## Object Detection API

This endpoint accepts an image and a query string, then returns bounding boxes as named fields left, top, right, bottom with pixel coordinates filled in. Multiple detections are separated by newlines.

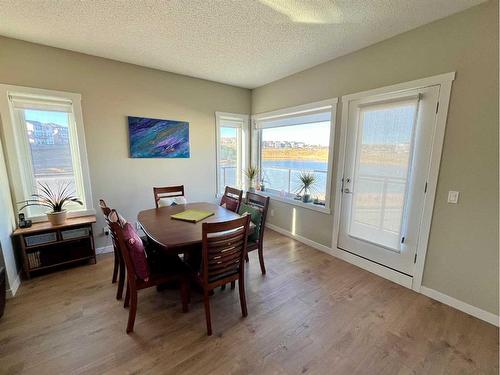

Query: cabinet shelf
left=29, top=256, right=95, bottom=272
left=13, top=215, right=97, bottom=279
left=25, top=236, right=90, bottom=251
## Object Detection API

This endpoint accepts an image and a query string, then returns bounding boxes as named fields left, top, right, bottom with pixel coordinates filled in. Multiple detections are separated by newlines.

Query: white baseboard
left=266, top=223, right=332, bottom=253
left=420, top=286, right=499, bottom=327
left=6, top=271, right=21, bottom=298
left=328, top=246, right=413, bottom=289
left=265, top=223, right=497, bottom=326
left=96, top=245, right=113, bottom=255
left=266, top=223, right=412, bottom=289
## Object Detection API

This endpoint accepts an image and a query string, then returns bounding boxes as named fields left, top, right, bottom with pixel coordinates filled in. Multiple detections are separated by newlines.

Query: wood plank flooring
left=0, top=230, right=498, bottom=374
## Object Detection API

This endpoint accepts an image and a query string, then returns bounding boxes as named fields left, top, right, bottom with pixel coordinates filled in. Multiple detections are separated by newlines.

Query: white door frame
left=331, top=72, right=455, bottom=292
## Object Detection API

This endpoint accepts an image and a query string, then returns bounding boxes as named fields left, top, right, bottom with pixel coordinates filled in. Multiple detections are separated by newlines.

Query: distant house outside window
left=260, top=121, right=331, bottom=201
left=0, top=85, right=93, bottom=220
left=253, top=99, right=337, bottom=212
left=215, top=112, right=249, bottom=195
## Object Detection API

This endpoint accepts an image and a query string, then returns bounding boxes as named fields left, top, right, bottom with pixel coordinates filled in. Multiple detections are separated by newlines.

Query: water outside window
left=219, top=126, right=239, bottom=193
left=260, top=121, right=330, bottom=201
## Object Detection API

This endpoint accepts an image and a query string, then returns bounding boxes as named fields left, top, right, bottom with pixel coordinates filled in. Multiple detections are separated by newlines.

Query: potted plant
left=259, top=178, right=266, bottom=192
left=295, top=172, right=316, bottom=203
left=18, top=182, right=83, bottom=226
left=244, top=165, right=259, bottom=192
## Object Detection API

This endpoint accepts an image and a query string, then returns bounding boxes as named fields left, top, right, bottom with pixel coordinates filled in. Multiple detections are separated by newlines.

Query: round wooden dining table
left=137, top=202, right=243, bottom=254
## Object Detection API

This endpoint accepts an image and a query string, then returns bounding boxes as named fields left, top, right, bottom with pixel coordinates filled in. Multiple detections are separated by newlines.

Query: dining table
left=138, top=202, right=251, bottom=255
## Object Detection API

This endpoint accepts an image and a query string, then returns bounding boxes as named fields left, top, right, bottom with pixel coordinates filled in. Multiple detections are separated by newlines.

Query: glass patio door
left=338, top=85, right=440, bottom=275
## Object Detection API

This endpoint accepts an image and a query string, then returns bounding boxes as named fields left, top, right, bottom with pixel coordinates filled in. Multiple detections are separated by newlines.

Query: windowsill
left=257, top=190, right=331, bottom=214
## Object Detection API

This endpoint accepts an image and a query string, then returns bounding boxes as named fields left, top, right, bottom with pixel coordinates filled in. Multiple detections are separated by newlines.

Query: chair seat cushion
left=158, top=196, right=187, bottom=207
left=122, top=223, right=150, bottom=281
left=108, top=210, right=127, bottom=226
left=238, top=203, right=262, bottom=242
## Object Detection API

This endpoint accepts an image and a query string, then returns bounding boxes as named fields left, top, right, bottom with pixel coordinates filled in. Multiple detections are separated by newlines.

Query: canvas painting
left=128, top=116, right=190, bottom=158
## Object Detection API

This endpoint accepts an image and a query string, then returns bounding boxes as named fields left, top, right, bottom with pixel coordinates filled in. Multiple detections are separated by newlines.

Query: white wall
left=252, top=0, right=499, bottom=315
left=0, top=36, right=252, bottom=254
left=0, top=2, right=497, bottom=319
left=0, top=138, right=20, bottom=295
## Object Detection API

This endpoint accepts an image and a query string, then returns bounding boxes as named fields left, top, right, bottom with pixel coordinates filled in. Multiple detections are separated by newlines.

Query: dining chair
left=153, top=185, right=185, bottom=208
left=194, top=215, right=250, bottom=336
left=219, top=186, right=243, bottom=213
left=108, top=209, right=190, bottom=333
left=99, top=199, right=126, bottom=300
left=239, top=192, right=270, bottom=275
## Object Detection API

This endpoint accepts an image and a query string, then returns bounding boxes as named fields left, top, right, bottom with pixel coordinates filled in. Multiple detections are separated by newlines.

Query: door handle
left=343, top=177, right=352, bottom=194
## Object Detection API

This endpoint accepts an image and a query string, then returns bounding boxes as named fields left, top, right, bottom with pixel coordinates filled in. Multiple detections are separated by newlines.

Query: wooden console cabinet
left=13, top=216, right=97, bottom=279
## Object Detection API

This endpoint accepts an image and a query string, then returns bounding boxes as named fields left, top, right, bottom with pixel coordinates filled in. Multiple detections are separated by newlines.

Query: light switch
left=447, top=191, right=459, bottom=204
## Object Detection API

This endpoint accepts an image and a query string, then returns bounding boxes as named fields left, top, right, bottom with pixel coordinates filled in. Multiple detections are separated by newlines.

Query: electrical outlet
left=135, top=221, right=141, bottom=230
left=103, top=226, right=110, bottom=236
left=447, top=191, right=459, bottom=204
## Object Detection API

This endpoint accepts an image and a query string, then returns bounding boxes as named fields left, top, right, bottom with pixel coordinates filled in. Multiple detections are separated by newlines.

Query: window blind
left=220, top=119, right=244, bottom=128
left=255, top=106, right=332, bottom=129
left=9, top=94, right=73, bottom=113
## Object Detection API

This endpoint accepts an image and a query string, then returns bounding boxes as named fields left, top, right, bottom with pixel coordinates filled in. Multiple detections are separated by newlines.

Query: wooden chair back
left=220, top=186, right=243, bottom=213
left=99, top=199, right=111, bottom=216
left=245, top=192, right=270, bottom=244
left=99, top=199, right=118, bottom=249
left=153, top=185, right=185, bottom=208
left=99, top=199, right=128, bottom=297
left=201, top=215, right=250, bottom=287
left=107, top=209, right=189, bottom=333
left=107, top=210, right=138, bottom=284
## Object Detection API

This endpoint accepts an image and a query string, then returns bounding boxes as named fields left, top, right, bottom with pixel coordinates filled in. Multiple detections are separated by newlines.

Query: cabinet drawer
left=61, top=227, right=90, bottom=240
left=25, top=232, right=57, bottom=247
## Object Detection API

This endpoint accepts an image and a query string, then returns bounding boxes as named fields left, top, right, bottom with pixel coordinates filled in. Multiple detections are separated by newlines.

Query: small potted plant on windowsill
left=259, top=178, right=267, bottom=192
left=296, top=172, right=317, bottom=203
left=244, top=165, right=259, bottom=192
left=18, top=182, right=83, bottom=226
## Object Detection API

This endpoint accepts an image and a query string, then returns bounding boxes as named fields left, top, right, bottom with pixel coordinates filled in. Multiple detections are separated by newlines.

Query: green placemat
left=171, top=209, right=214, bottom=223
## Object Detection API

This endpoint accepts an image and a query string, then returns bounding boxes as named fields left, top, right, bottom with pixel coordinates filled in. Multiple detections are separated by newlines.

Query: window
left=0, top=85, right=93, bottom=219
left=349, top=98, right=418, bottom=249
left=254, top=99, right=337, bottom=212
left=215, top=112, right=249, bottom=195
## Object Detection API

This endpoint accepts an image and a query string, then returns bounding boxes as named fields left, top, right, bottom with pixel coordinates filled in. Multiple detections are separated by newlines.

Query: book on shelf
left=28, top=251, right=41, bottom=269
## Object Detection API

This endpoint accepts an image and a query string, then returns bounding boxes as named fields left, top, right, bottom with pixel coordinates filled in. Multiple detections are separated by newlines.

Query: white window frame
left=0, top=84, right=94, bottom=221
left=215, top=112, right=249, bottom=197
left=252, top=98, right=338, bottom=214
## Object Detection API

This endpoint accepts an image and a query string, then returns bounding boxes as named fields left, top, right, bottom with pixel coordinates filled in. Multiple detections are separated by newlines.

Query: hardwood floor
left=0, top=230, right=498, bottom=374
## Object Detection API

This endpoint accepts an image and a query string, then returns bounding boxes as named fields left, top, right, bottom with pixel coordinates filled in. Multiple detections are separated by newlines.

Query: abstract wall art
left=128, top=116, right=190, bottom=158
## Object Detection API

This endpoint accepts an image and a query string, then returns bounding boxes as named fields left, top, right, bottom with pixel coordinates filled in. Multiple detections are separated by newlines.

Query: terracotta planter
left=47, top=210, right=67, bottom=226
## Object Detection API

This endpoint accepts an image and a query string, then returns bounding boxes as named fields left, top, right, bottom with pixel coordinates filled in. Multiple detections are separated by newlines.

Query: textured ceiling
left=0, top=0, right=487, bottom=88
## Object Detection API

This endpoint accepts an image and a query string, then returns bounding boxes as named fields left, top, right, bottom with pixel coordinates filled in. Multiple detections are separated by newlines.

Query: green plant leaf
left=17, top=181, right=82, bottom=214
left=294, top=171, right=318, bottom=195
left=243, top=165, right=259, bottom=181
